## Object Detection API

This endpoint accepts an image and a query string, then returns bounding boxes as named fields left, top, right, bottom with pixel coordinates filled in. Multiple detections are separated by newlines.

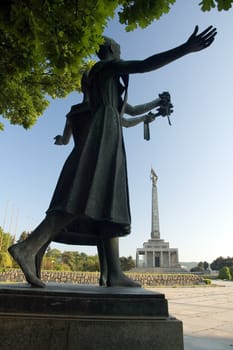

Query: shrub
left=218, top=266, right=231, bottom=280
left=203, top=278, right=211, bottom=285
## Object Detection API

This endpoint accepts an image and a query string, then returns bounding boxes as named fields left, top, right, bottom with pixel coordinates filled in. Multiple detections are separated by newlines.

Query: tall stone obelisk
left=150, top=168, right=160, bottom=239
left=136, top=168, right=180, bottom=270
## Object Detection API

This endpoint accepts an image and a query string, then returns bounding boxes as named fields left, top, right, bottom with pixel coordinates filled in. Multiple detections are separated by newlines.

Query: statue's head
left=97, top=36, right=121, bottom=60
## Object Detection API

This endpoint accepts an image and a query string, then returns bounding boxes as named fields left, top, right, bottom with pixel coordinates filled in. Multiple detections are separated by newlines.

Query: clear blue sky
left=1, top=1, right=232, bottom=264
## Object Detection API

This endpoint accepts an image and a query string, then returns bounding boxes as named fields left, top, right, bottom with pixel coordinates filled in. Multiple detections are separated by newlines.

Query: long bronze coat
left=47, top=60, right=130, bottom=243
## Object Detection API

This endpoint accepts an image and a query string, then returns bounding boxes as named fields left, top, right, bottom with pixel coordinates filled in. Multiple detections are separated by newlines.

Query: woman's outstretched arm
left=111, top=26, right=217, bottom=75
left=124, top=97, right=160, bottom=116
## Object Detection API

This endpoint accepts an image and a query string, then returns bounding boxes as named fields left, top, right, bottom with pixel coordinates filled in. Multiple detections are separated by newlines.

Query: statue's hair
left=102, top=36, right=119, bottom=46
left=97, top=36, right=119, bottom=59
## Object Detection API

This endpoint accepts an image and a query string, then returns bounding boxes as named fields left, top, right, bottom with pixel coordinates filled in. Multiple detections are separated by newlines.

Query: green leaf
left=199, top=0, right=216, bottom=11
left=217, top=0, right=233, bottom=10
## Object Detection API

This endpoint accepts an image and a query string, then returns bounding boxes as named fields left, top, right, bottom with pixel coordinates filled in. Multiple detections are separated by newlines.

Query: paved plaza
left=150, top=280, right=233, bottom=350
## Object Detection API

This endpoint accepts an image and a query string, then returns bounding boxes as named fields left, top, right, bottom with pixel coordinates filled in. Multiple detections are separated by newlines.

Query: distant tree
left=17, top=231, right=30, bottom=243
left=61, top=251, right=77, bottom=271
left=224, top=257, right=233, bottom=267
left=211, top=257, right=233, bottom=270
left=72, top=252, right=86, bottom=271
left=218, top=266, right=231, bottom=280
left=211, top=256, right=225, bottom=270
left=197, top=262, right=205, bottom=271
left=203, top=261, right=209, bottom=271
left=55, top=263, right=71, bottom=271
left=46, top=248, right=62, bottom=260
left=0, top=252, right=12, bottom=268
left=43, top=250, right=100, bottom=272
left=0, top=228, right=14, bottom=252
left=190, top=266, right=204, bottom=273
left=120, top=256, right=135, bottom=271
left=190, top=261, right=209, bottom=273
left=43, top=248, right=62, bottom=270
left=83, top=255, right=99, bottom=272
left=42, top=256, right=70, bottom=271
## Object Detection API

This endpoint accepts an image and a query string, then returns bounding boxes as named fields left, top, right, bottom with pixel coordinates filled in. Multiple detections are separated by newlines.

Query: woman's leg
left=35, top=240, right=52, bottom=278
left=103, top=237, right=140, bottom=287
left=97, top=240, right=107, bottom=286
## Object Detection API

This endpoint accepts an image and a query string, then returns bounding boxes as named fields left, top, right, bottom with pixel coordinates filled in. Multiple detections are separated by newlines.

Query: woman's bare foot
left=107, top=273, right=141, bottom=287
left=8, top=243, right=46, bottom=288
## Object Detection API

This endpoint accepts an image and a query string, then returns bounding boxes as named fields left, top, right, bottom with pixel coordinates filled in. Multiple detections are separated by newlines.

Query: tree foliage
left=0, top=0, right=231, bottom=130
left=190, top=261, right=209, bottom=273
left=190, top=265, right=203, bottom=273
left=199, top=0, right=233, bottom=11
left=0, top=227, right=15, bottom=252
left=120, top=256, right=135, bottom=271
left=17, top=231, right=30, bottom=243
left=43, top=249, right=100, bottom=272
left=41, top=249, right=135, bottom=272
left=0, top=227, right=14, bottom=269
left=218, top=266, right=231, bottom=280
left=210, top=256, right=233, bottom=270
left=203, top=261, right=209, bottom=270
left=0, top=252, right=12, bottom=268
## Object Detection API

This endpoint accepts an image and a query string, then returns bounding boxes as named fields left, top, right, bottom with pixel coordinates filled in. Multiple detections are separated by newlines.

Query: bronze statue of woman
left=34, top=72, right=171, bottom=286
left=9, top=25, right=216, bottom=288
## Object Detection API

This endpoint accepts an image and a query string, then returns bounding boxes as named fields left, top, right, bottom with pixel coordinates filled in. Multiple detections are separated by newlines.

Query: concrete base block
left=0, top=283, right=183, bottom=350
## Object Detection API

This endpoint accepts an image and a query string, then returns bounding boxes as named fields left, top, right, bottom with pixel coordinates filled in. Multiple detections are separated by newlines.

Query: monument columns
left=145, top=251, right=148, bottom=267
left=160, top=252, right=163, bottom=266
left=168, top=252, right=171, bottom=267
left=136, top=251, right=139, bottom=267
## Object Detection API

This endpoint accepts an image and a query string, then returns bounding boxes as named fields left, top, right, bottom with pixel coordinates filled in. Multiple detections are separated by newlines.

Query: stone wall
left=0, top=269, right=202, bottom=286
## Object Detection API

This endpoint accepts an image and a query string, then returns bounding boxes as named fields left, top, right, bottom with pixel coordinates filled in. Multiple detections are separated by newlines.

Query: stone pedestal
left=0, top=283, right=183, bottom=350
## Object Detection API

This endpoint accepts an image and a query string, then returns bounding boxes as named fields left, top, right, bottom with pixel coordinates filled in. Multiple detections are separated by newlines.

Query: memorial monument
left=136, top=168, right=184, bottom=272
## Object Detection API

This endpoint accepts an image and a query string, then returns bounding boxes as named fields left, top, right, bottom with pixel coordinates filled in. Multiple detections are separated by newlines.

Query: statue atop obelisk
left=150, top=168, right=160, bottom=239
